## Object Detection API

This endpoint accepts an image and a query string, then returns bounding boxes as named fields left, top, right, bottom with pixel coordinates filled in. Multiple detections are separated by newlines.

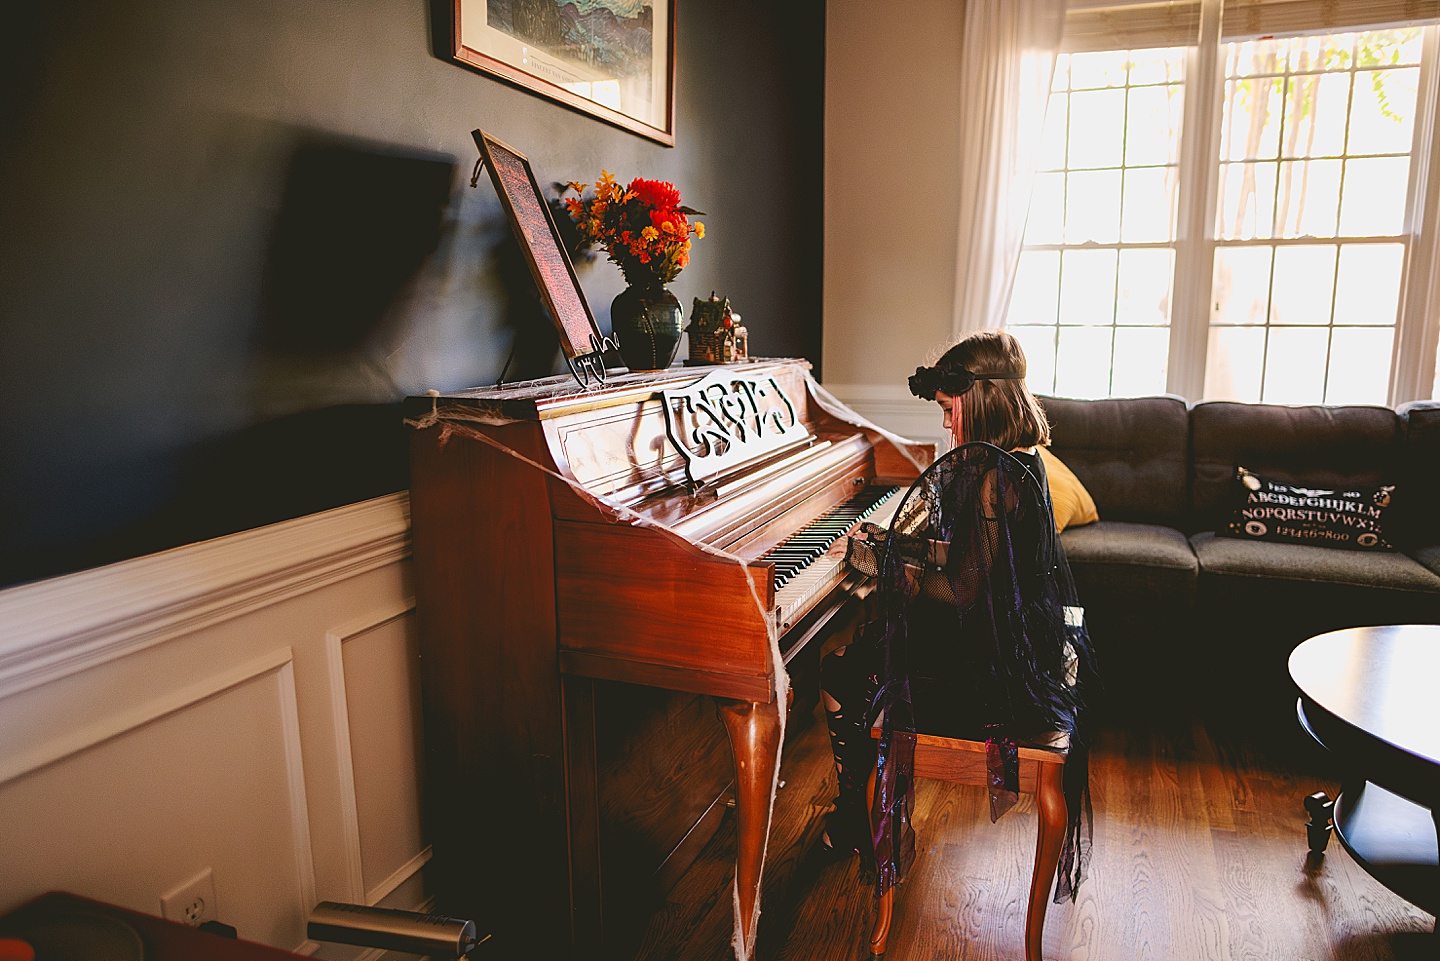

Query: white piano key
left=771, top=487, right=903, bottom=628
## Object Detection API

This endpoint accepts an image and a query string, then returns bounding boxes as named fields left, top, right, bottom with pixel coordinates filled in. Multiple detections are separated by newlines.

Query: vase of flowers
left=564, top=172, right=705, bottom=371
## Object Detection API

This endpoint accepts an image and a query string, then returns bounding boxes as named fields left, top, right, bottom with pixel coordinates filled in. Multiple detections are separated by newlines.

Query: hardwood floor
left=627, top=704, right=1436, bottom=961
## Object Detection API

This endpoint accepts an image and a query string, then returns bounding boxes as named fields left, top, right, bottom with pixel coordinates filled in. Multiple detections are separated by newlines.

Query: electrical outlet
left=160, top=867, right=216, bottom=926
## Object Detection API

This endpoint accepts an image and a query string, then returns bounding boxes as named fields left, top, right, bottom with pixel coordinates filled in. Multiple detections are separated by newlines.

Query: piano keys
left=404, top=358, right=932, bottom=958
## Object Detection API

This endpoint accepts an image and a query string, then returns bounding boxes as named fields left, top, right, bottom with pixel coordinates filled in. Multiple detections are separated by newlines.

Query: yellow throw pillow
left=1038, top=446, right=1099, bottom=533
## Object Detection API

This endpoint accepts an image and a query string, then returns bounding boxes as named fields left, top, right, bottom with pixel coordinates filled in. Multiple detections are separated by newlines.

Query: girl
left=819, top=328, right=1094, bottom=900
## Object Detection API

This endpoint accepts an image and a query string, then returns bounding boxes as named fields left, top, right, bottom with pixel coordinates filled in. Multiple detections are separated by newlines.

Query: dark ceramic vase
left=611, top=283, right=683, bottom=372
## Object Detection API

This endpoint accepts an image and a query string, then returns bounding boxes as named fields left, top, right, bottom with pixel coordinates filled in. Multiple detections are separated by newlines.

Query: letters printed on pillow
left=1223, top=466, right=1395, bottom=551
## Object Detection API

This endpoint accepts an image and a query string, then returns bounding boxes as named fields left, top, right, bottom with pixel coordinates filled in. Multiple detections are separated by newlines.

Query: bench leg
left=1026, top=762, right=1067, bottom=961
left=864, top=763, right=893, bottom=956
left=869, top=887, right=894, bottom=957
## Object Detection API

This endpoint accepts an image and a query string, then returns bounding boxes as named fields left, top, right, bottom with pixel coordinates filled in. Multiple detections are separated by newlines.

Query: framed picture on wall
left=452, top=0, right=676, bottom=146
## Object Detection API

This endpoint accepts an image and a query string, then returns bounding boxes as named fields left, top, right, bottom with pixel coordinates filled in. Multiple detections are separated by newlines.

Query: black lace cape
left=866, top=442, right=1096, bottom=902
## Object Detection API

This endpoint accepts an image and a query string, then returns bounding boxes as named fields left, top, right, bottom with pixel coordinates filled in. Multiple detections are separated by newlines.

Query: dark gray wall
left=0, top=0, right=824, bottom=588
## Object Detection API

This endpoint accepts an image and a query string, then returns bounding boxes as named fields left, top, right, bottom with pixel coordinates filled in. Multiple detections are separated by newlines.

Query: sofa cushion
left=1191, top=531, right=1440, bottom=593
left=1062, top=520, right=1198, bottom=602
left=1411, top=544, right=1440, bottom=578
left=1397, top=400, right=1440, bottom=548
left=1040, top=395, right=1189, bottom=527
left=1190, top=401, right=1401, bottom=534
left=1038, top=445, right=1098, bottom=532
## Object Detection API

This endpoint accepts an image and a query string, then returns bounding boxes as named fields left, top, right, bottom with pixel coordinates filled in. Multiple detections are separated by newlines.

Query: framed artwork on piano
left=451, top=0, right=676, bottom=147
left=471, top=129, right=612, bottom=385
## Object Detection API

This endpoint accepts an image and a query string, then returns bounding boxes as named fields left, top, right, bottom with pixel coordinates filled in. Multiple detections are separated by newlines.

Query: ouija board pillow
left=1220, top=466, right=1395, bottom=551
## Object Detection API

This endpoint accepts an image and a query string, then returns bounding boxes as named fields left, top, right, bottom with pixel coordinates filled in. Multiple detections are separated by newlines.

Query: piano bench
left=863, top=728, right=1070, bottom=961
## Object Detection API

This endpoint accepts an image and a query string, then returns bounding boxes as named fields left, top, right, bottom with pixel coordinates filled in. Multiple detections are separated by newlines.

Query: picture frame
left=471, top=129, right=611, bottom=386
left=452, top=0, right=676, bottom=147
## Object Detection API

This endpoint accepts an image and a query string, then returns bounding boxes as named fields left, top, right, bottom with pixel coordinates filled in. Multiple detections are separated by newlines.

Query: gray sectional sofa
left=1039, top=395, right=1440, bottom=729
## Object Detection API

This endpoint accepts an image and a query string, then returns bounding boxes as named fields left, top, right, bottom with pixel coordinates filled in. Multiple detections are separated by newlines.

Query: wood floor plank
left=628, top=707, right=1435, bottom=961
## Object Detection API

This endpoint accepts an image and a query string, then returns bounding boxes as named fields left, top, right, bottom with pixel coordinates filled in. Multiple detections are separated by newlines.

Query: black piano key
left=762, top=485, right=900, bottom=592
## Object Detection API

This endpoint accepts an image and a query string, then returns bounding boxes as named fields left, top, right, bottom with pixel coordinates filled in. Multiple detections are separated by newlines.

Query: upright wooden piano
left=405, top=358, right=932, bottom=957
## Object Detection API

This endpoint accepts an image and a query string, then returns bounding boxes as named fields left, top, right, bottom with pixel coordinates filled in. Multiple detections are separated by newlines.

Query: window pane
left=1202, top=28, right=1417, bottom=406
left=1327, top=327, right=1394, bottom=404
left=1121, top=167, right=1177, bottom=242
left=1069, top=89, right=1126, bottom=168
left=1128, top=48, right=1185, bottom=86
left=1217, top=161, right=1278, bottom=239
left=1339, top=156, right=1410, bottom=235
left=1111, top=327, right=1170, bottom=396
left=1350, top=68, right=1418, bottom=155
left=1069, top=50, right=1129, bottom=90
left=1205, top=326, right=1266, bottom=401
left=1059, top=249, right=1118, bottom=325
left=1263, top=327, right=1329, bottom=403
left=1277, top=159, right=1342, bottom=237
left=1333, top=244, right=1403, bottom=325
left=1221, top=77, right=1283, bottom=160
left=1053, top=53, right=1070, bottom=92
left=1011, top=325, right=1058, bottom=395
left=1026, top=172, right=1065, bottom=244
left=1126, top=85, right=1183, bottom=166
left=1040, top=93, right=1069, bottom=170
left=1055, top=326, right=1115, bottom=398
left=1294, top=33, right=1356, bottom=64
left=1211, top=246, right=1273, bottom=325
left=1008, top=250, right=1061, bottom=325
left=1116, top=249, right=1174, bottom=325
left=1066, top=169, right=1122, bottom=243
left=1227, top=38, right=1293, bottom=79
left=1269, top=245, right=1336, bottom=325
left=1357, top=29, right=1422, bottom=68
left=1282, top=72, right=1350, bottom=159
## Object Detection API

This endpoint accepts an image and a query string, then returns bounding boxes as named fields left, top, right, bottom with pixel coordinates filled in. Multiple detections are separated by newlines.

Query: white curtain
left=951, top=0, right=1068, bottom=338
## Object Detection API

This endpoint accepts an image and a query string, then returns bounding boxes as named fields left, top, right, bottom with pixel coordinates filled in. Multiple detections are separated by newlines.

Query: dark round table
left=1290, top=624, right=1440, bottom=919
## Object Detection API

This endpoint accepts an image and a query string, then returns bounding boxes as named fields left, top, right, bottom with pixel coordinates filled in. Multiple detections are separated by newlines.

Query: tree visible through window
left=1006, top=26, right=1434, bottom=404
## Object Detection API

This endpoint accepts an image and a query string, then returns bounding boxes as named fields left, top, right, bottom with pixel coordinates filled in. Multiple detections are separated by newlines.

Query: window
left=1006, top=1, right=1440, bottom=405
left=1010, top=47, right=1187, bottom=399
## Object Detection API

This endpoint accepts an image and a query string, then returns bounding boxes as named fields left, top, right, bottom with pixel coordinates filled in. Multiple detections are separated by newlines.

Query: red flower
left=650, top=208, right=688, bottom=235
left=629, top=178, right=682, bottom=210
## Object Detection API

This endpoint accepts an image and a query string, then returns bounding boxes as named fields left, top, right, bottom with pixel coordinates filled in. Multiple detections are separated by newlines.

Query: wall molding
left=366, top=846, right=432, bottom=906
left=324, top=601, right=419, bottom=904
left=0, top=646, right=295, bottom=787
left=0, top=494, right=411, bottom=699
left=277, top=657, right=320, bottom=956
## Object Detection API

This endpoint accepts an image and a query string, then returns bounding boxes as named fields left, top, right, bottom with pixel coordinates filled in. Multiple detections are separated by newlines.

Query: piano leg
left=715, top=696, right=784, bottom=960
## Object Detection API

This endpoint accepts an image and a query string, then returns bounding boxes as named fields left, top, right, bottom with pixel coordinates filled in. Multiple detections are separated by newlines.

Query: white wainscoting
left=0, top=494, right=431, bottom=958
left=822, top=382, right=949, bottom=448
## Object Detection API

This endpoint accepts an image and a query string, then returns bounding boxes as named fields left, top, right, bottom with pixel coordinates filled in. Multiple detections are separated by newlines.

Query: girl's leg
left=819, top=613, right=878, bottom=853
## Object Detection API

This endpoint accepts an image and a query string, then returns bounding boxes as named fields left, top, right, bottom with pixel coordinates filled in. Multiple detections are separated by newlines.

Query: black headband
left=908, top=363, right=1024, bottom=401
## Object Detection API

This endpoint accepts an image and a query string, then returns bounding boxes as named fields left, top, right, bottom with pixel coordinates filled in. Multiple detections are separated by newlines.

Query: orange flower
left=563, top=170, right=705, bottom=286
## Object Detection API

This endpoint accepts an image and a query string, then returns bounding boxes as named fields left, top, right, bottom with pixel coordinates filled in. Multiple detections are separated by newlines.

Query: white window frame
left=1068, top=0, right=1440, bottom=403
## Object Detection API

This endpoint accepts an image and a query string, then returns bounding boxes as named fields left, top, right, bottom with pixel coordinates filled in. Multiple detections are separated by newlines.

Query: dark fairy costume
left=822, top=440, right=1096, bottom=903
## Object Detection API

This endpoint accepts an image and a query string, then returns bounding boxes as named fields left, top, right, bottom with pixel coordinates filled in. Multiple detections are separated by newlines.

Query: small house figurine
left=686, top=292, right=749, bottom=365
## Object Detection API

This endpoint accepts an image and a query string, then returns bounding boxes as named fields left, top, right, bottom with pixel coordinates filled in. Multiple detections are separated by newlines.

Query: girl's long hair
left=937, top=330, right=1051, bottom=451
